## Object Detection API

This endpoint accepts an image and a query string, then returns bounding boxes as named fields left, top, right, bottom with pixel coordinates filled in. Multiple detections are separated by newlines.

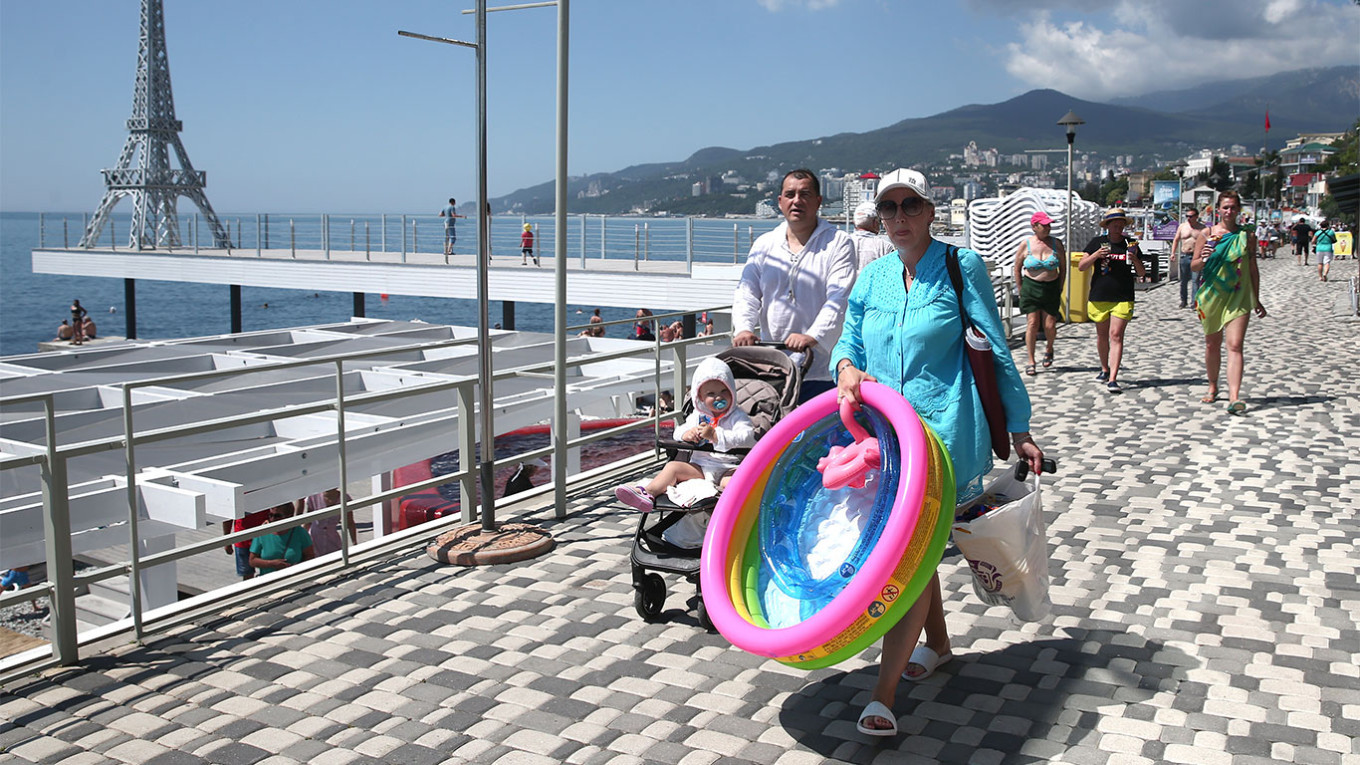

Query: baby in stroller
left=615, top=356, right=755, bottom=513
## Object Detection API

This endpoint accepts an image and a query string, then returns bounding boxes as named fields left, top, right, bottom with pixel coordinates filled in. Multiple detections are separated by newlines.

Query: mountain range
left=494, top=66, right=1359, bottom=216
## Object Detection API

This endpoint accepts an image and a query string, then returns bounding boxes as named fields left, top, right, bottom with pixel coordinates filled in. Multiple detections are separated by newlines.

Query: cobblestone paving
left=2, top=253, right=1357, bottom=764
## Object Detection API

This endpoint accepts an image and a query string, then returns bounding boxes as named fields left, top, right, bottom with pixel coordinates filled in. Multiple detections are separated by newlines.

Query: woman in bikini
left=1011, top=211, right=1067, bottom=375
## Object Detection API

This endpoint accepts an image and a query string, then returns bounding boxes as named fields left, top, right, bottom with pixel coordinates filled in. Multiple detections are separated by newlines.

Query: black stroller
left=629, top=345, right=808, bottom=628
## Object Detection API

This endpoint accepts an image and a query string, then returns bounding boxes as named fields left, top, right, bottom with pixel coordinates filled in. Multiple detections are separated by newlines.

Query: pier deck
left=1, top=251, right=1357, bottom=764
left=32, top=246, right=746, bottom=312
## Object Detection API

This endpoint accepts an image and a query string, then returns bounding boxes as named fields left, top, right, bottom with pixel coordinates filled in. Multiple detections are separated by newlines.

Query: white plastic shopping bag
left=952, top=464, right=1052, bottom=622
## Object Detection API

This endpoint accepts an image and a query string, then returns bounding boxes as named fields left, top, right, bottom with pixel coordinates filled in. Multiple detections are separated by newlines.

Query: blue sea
left=1, top=212, right=780, bottom=357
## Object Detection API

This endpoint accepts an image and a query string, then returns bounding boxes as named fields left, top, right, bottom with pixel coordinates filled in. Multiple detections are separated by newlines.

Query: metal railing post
left=456, top=382, right=477, bottom=524
left=686, top=217, right=694, bottom=272
left=644, top=222, right=650, bottom=261
left=39, top=213, right=45, bottom=248
left=401, top=214, right=408, bottom=262
left=193, top=213, right=199, bottom=254
left=733, top=223, right=739, bottom=263
left=579, top=214, right=586, bottom=264
left=413, top=219, right=419, bottom=256
left=748, top=225, right=753, bottom=250
left=381, top=214, right=387, bottom=254
left=64, top=218, right=70, bottom=249
left=111, top=219, right=116, bottom=251
left=122, top=386, right=145, bottom=640
left=324, top=214, right=330, bottom=258
left=256, top=214, right=262, bottom=257
left=40, top=397, right=78, bottom=665
left=365, top=221, right=371, bottom=260
left=350, top=219, right=356, bottom=252
left=600, top=215, right=606, bottom=260
left=264, top=213, right=270, bottom=250
left=335, top=360, right=351, bottom=567
left=290, top=218, right=296, bottom=258
left=634, top=224, right=640, bottom=271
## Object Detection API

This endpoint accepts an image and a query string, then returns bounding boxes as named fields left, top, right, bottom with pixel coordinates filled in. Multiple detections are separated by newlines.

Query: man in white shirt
left=851, top=200, right=894, bottom=270
left=733, top=169, right=857, bottom=402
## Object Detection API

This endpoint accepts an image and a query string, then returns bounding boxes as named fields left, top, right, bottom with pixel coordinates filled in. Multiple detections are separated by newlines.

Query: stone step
left=73, top=591, right=131, bottom=627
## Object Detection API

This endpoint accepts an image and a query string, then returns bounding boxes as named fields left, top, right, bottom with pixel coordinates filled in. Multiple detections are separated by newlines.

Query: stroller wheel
left=696, top=596, right=713, bottom=632
left=634, top=573, right=666, bottom=621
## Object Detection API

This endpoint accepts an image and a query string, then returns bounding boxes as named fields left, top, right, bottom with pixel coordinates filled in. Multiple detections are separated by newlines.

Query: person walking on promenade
left=69, top=299, right=88, bottom=345
left=1191, top=190, right=1266, bottom=413
left=1078, top=209, right=1149, bottom=393
left=831, top=168, right=1045, bottom=737
left=1290, top=217, right=1313, bottom=265
left=440, top=198, right=464, bottom=258
left=850, top=200, right=893, bottom=271
left=1311, top=220, right=1338, bottom=282
left=733, top=168, right=857, bottom=402
left=1010, top=210, right=1066, bottom=374
left=1171, top=207, right=1208, bottom=308
left=520, top=223, right=538, bottom=266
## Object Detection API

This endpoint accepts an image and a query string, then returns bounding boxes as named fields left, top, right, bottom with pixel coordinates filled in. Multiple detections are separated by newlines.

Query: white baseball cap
left=875, top=168, right=931, bottom=202
left=852, top=201, right=879, bottom=225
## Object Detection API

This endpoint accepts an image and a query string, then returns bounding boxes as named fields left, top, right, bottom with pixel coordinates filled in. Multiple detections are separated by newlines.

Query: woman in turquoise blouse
left=832, top=168, right=1045, bottom=737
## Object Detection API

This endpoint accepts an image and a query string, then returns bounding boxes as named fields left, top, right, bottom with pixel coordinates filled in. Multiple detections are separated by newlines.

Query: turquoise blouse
left=830, top=240, right=1032, bottom=501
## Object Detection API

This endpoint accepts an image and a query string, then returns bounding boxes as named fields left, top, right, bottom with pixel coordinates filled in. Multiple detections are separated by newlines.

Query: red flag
left=1265, top=109, right=1271, bottom=132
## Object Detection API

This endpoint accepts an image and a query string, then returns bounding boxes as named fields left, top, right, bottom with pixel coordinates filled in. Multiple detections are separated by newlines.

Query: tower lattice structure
left=80, top=0, right=231, bottom=250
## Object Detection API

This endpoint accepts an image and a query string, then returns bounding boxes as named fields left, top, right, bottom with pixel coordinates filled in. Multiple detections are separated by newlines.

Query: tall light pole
left=400, top=1, right=563, bottom=559
left=1058, top=110, right=1084, bottom=323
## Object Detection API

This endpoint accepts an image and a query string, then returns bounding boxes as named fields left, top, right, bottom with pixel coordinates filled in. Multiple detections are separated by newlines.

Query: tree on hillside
left=1319, top=120, right=1359, bottom=176
left=1200, top=157, right=1233, bottom=192
left=1318, top=120, right=1358, bottom=225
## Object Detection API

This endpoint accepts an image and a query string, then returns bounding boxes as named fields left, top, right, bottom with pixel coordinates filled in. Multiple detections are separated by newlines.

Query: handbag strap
left=943, top=245, right=978, bottom=334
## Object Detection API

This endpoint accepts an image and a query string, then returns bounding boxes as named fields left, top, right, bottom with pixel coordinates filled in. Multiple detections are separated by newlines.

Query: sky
left=2, top=0, right=1357, bottom=214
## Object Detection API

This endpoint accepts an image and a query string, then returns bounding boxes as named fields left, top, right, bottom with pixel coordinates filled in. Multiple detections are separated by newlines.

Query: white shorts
left=1318, top=250, right=1334, bottom=265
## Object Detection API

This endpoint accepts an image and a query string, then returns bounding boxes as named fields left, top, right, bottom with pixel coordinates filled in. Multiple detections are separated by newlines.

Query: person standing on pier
left=521, top=223, right=537, bottom=266
left=69, top=299, right=88, bottom=345
left=440, top=198, right=464, bottom=257
left=850, top=200, right=893, bottom=271
left=733, top=169, right=857, bottom=402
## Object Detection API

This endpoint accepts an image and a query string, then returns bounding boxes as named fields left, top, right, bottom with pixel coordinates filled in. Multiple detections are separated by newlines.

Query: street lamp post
left=1171, top=159, right=1188, bottom=280
left=1058, top=110, right=1085, bottom=323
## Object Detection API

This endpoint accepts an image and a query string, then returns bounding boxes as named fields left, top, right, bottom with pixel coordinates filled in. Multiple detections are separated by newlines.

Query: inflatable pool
left=700, top=383, right=955, bottom=669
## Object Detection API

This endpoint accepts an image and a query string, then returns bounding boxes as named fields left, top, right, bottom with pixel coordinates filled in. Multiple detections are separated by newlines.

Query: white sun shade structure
left=0, top=319, right=717, bottom=571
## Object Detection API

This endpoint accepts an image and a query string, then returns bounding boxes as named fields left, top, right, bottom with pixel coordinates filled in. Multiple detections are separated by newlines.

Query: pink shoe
left=614, top=485, right=654, bottom=512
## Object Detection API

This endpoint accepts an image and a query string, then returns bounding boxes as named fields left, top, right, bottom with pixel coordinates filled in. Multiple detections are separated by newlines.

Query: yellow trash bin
left=1061, top=251, right=1092, bottom=323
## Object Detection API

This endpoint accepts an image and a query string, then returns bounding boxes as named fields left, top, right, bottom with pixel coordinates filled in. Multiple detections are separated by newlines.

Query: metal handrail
left=0, top=309, right=736, bottom=675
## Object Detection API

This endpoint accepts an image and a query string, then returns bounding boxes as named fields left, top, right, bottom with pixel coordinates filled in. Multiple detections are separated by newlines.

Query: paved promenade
left=2, top=252, right=1357, bottom=764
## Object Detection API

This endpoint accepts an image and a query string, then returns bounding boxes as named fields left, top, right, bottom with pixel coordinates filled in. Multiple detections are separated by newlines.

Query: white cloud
left=1002, top=1, right=1360, bottom=99
left=756, top=0, right=843, bottom=11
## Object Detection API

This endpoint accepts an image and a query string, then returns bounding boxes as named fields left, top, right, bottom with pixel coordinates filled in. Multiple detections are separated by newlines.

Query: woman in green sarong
left=1191, top=191, right=1267, bottom=414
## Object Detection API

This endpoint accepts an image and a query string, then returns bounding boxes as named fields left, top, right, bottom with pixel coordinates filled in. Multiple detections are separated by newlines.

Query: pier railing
left=0, top=307, right=730, bottom=682
left=38, top=212, right=784, bottom=273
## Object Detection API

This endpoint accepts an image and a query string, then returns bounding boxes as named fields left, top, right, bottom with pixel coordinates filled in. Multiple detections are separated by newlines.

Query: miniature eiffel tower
left=79, top=0, right=230, bottom=250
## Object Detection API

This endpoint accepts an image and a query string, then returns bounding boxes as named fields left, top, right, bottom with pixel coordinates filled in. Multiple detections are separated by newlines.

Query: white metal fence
left=0, top=307, right=730, bottom=683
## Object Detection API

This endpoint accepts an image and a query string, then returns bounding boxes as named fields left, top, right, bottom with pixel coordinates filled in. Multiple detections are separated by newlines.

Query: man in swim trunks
left=1171, top=208, right=1207, bottom=308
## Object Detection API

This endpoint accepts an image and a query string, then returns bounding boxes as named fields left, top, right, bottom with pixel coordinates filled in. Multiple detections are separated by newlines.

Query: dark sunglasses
left=875, top=197, right=928, bottom=219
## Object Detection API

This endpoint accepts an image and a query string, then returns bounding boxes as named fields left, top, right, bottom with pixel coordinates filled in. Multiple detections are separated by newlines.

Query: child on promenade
left=614, top=356, right=755, bottom=511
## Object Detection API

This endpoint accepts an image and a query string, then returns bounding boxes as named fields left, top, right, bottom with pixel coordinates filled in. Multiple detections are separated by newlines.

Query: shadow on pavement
left=777, top=625, right=1195, bottom=763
